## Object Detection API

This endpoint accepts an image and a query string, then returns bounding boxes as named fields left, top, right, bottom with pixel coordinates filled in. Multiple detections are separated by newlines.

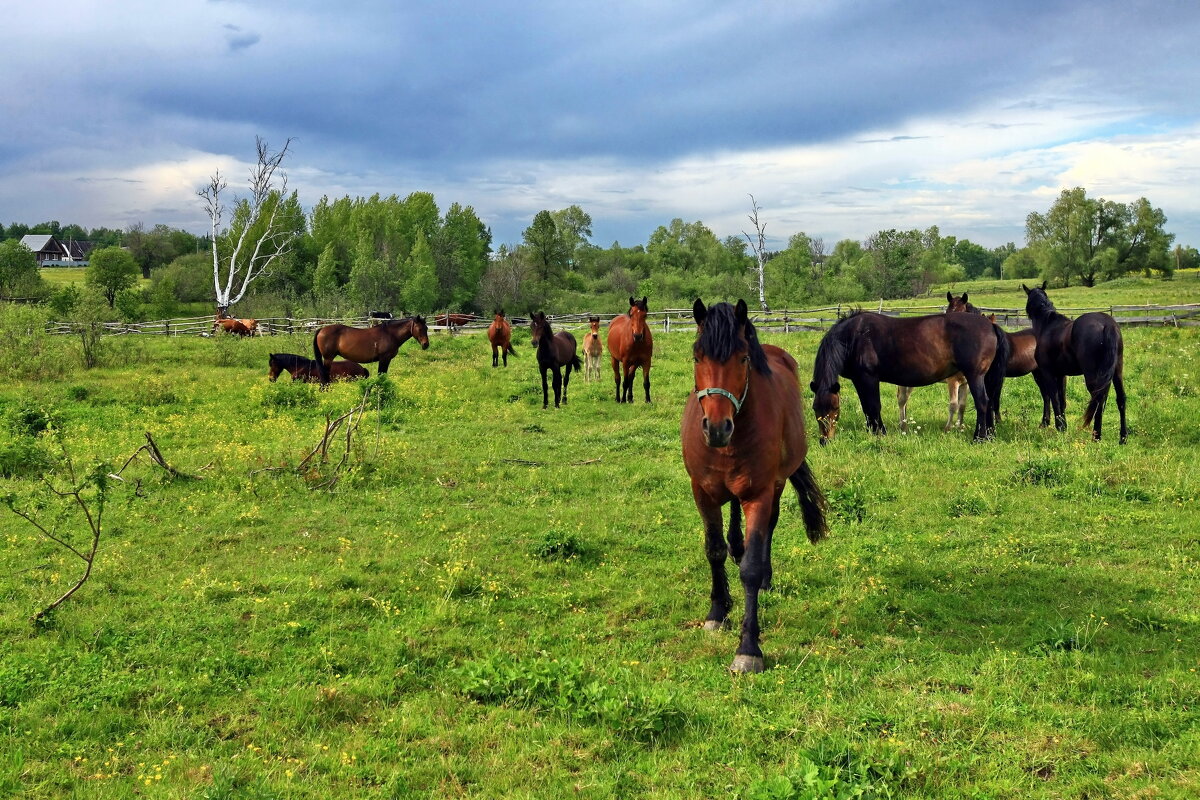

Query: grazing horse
left=268, top=354, right=367, bottom=383
left=607, top=296, right=653, bottom=403
left=682, top=299, right=827, bottom=673
left=487, top=310, right=516, bottom=367
left=582, top=316, right=603, bottom=381
left=811, top=310, right=1009, bottom=443
left=312, top=316, right=429, bottom=386
left=1022, top=282, right=1127, bottom=443
left=529, top=311, right=582, bottom=408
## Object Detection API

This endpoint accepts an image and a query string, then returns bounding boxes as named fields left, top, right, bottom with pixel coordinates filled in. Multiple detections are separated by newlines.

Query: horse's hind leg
left=551, top=366, right=564, bottom=408
left=642, top=363, right=651, bottom=403
left=561, top=364, right=571, bottom=405
left=896, top=386, right=911, bottom=432
left=1114, top=365, right=1128, bottom=444
left=965, top=374, right=991, bottom=442
left=954, top=380, right=969, bottom=430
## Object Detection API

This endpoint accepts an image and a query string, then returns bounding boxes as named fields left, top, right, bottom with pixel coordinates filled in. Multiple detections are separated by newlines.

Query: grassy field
left=1, top=310, right=1198, bottom=798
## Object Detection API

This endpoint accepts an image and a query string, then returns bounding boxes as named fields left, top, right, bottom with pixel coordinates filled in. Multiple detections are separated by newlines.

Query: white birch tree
left=742, top=194, right=770, bottom=311
left=198, top=137, right=296, bottom=313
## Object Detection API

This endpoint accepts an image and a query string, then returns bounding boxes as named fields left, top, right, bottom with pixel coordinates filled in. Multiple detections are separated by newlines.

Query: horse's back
left=1006, top=329, right=1038, bottom=377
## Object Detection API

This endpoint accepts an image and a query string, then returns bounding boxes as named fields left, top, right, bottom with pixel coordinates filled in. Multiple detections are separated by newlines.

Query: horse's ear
left=809, top=380, right=818, bottom=392
left=629, top=296, right=636, bottom=308
left=1040, top=280, right=1047, bottom=291
left=961, top=292, right=968, bottom=304
left=641, top=296, right=648, bottom=309
left=947, top=291, right=953, bottom=303
left=692, top=298, right=707, bottom=326
left=735, top=298, right=748, bottom=324
left=1021, top=284, right=1030, bottom=295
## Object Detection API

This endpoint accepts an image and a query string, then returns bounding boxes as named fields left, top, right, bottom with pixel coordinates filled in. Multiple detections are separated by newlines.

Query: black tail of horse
left=789, top=461, right=828, bottom=543
left=312, top=335, right=329, bottom=384
left=569, top=354, right=582, bottom=371
left=507, top=343, right=517, bottom=357
left=985, top=322, right=1010, bottom=433
left=1081, top=332, right=1120, bottom=429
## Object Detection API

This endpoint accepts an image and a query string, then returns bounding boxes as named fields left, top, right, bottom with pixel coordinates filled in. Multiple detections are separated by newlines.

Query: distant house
left=19, top=234, right=95, bottom=266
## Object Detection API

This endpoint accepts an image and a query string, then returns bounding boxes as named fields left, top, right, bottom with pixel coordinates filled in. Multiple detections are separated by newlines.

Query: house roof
left=19, top=234, right=57, bottom=253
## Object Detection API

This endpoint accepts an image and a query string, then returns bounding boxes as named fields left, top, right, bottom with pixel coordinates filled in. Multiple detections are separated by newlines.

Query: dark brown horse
left=897, top=292, right=976, bottom=432
left=607, top=296, right=653, bottom=403
left=811, top=310, right=1009, bottom=443
left=682, top=299, right=827, bottom=673
left=529, top=312, right=581, bottom=408
left=487, top=310, right=516, bottom=367
left=529, top=312, right=582, bottom=409
left=268, top=354, right=368, bottom=383
left=312, top=316, right=429, bottom=386
left=1022, top=282, right=1127, bottom=443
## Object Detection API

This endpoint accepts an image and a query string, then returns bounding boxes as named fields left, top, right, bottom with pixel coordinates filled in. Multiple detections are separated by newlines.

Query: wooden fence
left=42, top=302, right=1200, bottom=339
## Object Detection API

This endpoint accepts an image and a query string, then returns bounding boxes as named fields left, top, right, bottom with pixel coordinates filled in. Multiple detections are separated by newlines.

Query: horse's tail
left=569, top=354, right=583, bottom=371
left=789, top=461, right=828, bottom=544
left=507, top=342, right=517, bottom=356
left=312, top=334, right=329, bottom=384
left=1081, top=332, right=1120, bottom=428
left=985, top=321, right=1010, bottom=432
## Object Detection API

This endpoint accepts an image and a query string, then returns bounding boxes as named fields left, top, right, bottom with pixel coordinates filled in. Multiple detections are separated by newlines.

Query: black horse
left=811, top=310, right=1009, bottom=443
left=1022, top=282, right=1127, bottom=443
left=529, top=312, right=582, bottom=409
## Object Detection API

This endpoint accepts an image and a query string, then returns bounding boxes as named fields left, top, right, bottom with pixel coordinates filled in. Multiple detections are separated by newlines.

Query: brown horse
left=312, top=316, right=429, bottom=385
left=1023, top=282, right=1127, bottom=443
left=682, top=299, right=827, bottom=673
left=268, top=354, right=368, bottom=383
left=487, top=310, right=516, bottom=367
left=811, top=309, right=1009, bottom=443
left=607, top=296, right=653, bottom=403
left=582, top=316, right=603, bottom=381
left=529, top=311, right=582, bottom=408
left=214, top=317, right=253, bottom=336
left=897, top=292, right=983, bottom=432
left=435, top=312, right=477, bottom=329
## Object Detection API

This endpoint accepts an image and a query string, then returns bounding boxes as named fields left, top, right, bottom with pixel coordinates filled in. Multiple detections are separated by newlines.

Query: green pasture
left=0, top=318, right=1197, bottom=799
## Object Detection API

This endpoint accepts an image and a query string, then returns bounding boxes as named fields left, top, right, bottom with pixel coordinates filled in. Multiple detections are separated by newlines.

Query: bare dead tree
left=198, top=136, right=296, bottom=315
left=742, top=194, right=770, bottom=312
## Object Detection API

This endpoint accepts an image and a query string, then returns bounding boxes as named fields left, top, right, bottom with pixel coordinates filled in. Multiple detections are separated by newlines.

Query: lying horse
left=214, top=317, right=254, bottom=337
left=312, top=316, right=429, bottom=386
left=268, top=354, right=368, bottom=383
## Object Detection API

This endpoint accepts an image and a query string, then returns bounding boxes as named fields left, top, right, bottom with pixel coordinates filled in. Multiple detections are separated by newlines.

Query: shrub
left=0, top=304, right=69, bottom=381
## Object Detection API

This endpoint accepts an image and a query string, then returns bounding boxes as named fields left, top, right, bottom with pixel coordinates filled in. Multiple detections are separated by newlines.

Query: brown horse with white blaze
left=312, top=316, right=429, bottom=386
left=487, top=310, right=516, bottom=367
left=682, top=299, right=828, bottom=674
left=607, top=296, right=653, bottom=403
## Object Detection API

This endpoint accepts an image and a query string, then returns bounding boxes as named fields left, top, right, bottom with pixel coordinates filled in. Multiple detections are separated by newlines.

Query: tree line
left=3, top=186, right=1194, bottom=323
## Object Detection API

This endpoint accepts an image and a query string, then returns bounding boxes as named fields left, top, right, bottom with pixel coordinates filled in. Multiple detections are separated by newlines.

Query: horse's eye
left=742, top=355, right=750, bottom=364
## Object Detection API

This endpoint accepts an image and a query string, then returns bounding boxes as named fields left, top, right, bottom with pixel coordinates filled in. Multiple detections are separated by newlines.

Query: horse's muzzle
left=702, top=417, right=734, bottom=448
left=632, top=333, right=644, bottom=342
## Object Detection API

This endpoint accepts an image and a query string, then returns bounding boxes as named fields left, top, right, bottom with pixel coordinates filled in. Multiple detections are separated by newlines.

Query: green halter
left=695, top=374, right=750, bottom=415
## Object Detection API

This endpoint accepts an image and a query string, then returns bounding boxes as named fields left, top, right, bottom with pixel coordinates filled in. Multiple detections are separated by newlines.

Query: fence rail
left=42, top=302, right=1200, bottom=338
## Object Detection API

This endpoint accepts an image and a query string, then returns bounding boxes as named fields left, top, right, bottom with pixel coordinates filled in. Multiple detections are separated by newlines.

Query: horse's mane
left=695, top=302, right=771, bottom=375
left=270, top=353, right=314, bottom=368
left=1024, top=288, right=1059, bottom=320
left=812, top=315, right=859, bottom=390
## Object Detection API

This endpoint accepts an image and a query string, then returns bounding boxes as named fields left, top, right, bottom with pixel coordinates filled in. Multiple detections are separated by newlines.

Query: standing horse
left=897, top=292, right=975, bottom=432
left=811, top=310, right=1009, bottom=443
left=312, top=316, right=429, bottom=386
left=1022, top=282, right=1127, bottom=443
left=607, top=296, right=653, bottom=403
left=682, top=299, right=827, bottom=673
left=582, top=316, right=603, bottom=381
left=529, top=311, right=582, bottom=409
left=487, top=310, right=516, bottom=367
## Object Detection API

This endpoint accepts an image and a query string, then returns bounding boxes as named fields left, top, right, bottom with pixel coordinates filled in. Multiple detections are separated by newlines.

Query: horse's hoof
left=702, top=620, right=726, bottom=632
left=729, top=655, right=764, bottom=674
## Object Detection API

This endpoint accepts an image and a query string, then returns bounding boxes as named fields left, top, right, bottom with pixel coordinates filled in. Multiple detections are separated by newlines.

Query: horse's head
left=529, top=311, right=550, bottom=347
left=493, top=309, right=505, bottom=324
left=1021, top=281, right=1053, bottom=319
left=411, top=316, right=430, bottom=349
left=946, top=292, right=971, bottom=313
left=588, top=315, right=601, bottom=333
left=628, top=296, right=649, bottom=342
left=809, top=379, right=841, bottom=445
left=692, top=298, right=761, bottom=448
left=268, top=354, right=282, bottom=382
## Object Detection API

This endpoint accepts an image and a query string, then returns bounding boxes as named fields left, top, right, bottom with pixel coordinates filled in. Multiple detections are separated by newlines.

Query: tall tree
left=198, top=137, right=299, bottom=313
left=522, top=210, right=566, bottom=283
left=742, top=195, right=770, bottom=311
left=0, top=240, right=45, bottom=297
left=85, top=246, right=139, bottom=307
left=550, top=205, right=593, bottom=268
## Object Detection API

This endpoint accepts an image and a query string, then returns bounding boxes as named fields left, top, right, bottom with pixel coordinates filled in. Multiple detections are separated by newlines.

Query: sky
left=3, top=0, right=1199, bottom=252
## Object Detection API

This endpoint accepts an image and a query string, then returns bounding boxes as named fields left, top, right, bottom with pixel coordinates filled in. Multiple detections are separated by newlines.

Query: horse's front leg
left=642, top=363, right=651, bottom=403
left=541, top=367, right=550, bottom=409
left=1052, top=375, right=1068, bottom=432
left=551, top=366, right=564, bottom=408
left=492, top=345, right=499, bottom=368
left=964, top=374, right=991, bottom=442
left=560, top=363, right=571, bottom=405
left=692, top=486, right=732, bottom=631
left=622, top=363, right=636, bottom=403
left=732, top=493, right=778, bottom=673
left=378, top=357, right=393, bottom=376
left=855, top=378, right=887, bottom=435
left=611, top=357, right=622, bottom=402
